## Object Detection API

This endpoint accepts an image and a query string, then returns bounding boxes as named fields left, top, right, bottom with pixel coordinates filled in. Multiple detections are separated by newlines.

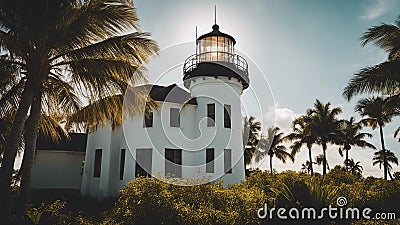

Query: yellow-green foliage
left=17, top=169, right=400, bottom=225
left=112, top=176, right=264, bottom=225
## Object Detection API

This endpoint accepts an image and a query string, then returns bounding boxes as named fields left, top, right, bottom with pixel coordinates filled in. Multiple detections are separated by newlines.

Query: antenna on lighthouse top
left=214, top=5, right=217, bottom=24
left=195, top=26, right=198, bottom=55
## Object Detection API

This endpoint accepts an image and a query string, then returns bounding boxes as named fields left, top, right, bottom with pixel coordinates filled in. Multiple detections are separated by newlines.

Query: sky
left=134, top=0, right=400, bottom=177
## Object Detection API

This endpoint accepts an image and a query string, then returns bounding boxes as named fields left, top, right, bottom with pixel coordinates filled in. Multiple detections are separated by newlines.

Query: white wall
left=31, top=150, right=84, bottom=189
left=82, top=76, right=246, bottom=198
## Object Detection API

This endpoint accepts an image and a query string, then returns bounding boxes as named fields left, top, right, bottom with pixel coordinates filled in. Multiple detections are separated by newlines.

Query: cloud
left=361, top=0, right=392, bottom=20
left=263, top=103, right=302, bottom=134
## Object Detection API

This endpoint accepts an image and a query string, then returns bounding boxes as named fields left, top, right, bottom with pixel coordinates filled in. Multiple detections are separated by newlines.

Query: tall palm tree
left=355, top=96, right=399, bottom=180
left=242, top=116, right=261, bottom=168
left=0, top=0, right=158, bottom=213
left=307, top=99, right=342, bottom=175
left=343, top=15, right=400, bottom=101
left=345, top=158, right=363, bottom=177
left=337, top=117, right=376, bottom=171
left=373, top=149, right=399, bottom=180
left=286, top=115, right=316, bottom=175
left=257, top=127, right=294, bottom=175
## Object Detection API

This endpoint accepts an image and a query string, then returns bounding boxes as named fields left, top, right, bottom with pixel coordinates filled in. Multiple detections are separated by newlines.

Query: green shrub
left=111, top=176, right=265, bottom=225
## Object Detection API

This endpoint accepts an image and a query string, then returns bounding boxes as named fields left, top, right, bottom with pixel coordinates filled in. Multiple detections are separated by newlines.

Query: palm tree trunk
left=270, top=155, right=273, bottom=175
left=308, top=147, right=314, bottom=176
left=379, top=125, right=387, bottom=180
left=0, top=85, right=35, bottom=219
left=322, top=143, right=327, bottom=175
left=19, top=91, right=42, bottom=204
left=346, top=148, right=349, bottom=172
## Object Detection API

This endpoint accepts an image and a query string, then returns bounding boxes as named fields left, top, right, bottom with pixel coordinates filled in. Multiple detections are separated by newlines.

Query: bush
left=111, top=176, right=265, bottom=225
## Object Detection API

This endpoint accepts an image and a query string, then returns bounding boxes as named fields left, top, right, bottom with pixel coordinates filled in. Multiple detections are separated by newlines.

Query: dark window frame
left=224, top=149, right=232, bottom=174
left=165, top=148, right=182, bottom=178
left=143, top=108, right=153, bottom=128
left=206, top=148, right=214, bottom=173
left=119, top=149, right=126, bottom=180
left=94, top=149, right=102, bottom=178
left=224, top=104, right=231, bottom=128
left=207, top=103, right=215, bottom=127
left=170, top=108, right=180, bottom=127
left=135, top=148, right=152, bottom=178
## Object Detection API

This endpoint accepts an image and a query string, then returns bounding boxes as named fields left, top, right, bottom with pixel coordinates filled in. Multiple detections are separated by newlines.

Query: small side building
left=31, top=133, right=87, bottom=190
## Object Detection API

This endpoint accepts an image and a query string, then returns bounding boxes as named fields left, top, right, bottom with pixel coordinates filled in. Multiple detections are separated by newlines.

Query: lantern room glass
left=197, top=36, right=234, bottom=63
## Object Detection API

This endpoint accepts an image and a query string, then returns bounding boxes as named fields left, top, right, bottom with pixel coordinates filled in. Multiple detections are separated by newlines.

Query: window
left=143, top=108, right=153, bottom=128
left=94, top=149, right=102, bottom=178
left=119, top=149, right=126, bottom=180
left=224, top=104, right=231, bottom=128
left=207, top=103, right=215, bottom=127
left=206, top=148, right=214, bottom=173
left=170, top=108, right=180, bottom=127
left=224, top=149, right=232, bottom=174
left=135, top=148, right=152, bottom=177
left=165, top=149, right=182, bottom=178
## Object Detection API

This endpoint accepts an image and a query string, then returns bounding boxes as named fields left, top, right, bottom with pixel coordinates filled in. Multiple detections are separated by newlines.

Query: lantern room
left=197, top=24, right=235, bottom=63
left=183, top=23, right=249, bottom=90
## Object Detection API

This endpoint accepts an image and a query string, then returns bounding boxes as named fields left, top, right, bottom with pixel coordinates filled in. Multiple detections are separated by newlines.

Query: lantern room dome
left=197, top=24, right=236, bottom=45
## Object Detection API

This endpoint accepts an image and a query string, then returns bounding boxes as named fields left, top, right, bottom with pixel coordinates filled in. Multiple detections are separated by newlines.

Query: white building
left=32, top=23, right=250, bottom=199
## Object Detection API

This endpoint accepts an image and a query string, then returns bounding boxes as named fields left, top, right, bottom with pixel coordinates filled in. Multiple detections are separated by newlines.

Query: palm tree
left=373, top=149, right=399, bottom=180
left=257, top=127, right=294, bottom=175
left=393, top=127, right=400, bottom=142
left=345, top=158, right=363, bottom=177
left=337, top=117, right=376, bottom=171
left=301, top=160, right=316, bottom=174
left=286, top=115, right=316, bottom=175
left=343, top=15, right=400, bottom=101
left=0, top=0, right=158, bottom=211
left=307, top=99, right=342, bottom=175
left=355, top=96, right=399, bottom=180
left=315, top=154, right=330, bottom=171
left=242, top=116, right=262, bottom=168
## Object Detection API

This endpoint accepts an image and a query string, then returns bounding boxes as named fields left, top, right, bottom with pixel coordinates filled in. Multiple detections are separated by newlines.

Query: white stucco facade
left=80, top=23, right=250, bottom=199
left=81, top=77, right=247, bottom=199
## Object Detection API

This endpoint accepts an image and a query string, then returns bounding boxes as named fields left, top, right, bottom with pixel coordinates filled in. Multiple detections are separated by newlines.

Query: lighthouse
left=182, top=23, right=249, bottom=184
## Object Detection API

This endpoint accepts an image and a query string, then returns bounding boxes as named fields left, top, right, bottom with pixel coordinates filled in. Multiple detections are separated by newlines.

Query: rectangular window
left=143, top=107, right=153, bottom=128
left=94, top=149, right=102, bottom=178
left=206, top=148, right=214, bottom=173
left=207, top=103, right=215, bottom=127
left=135, top=148, right=152, bottom=177
left=119, top=149, right=126, bottom=180
left=224, top=149, right=232, bottom=174
left=170, top=108, right=180, bottom=127
left=165, top=148, right=182, bottom=178
left=224, top=104, right=231, bottom=128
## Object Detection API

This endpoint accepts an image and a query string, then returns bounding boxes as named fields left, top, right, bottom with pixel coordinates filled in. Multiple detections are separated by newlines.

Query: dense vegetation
left=12, top=170, right=400, bottom=225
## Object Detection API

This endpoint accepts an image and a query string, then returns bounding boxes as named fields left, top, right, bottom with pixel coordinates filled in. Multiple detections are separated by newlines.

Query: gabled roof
left=140, top=84, right=197, bottom=105
left=36, top=133, right=87, bottom=152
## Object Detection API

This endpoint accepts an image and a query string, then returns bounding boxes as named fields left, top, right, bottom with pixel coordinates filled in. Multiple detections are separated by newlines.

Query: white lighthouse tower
left=182, top=23, right=249, bottom=184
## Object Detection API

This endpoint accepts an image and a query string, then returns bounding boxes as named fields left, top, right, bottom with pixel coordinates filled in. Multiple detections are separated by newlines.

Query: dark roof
left=197, top=24, right=236, bottom=45
left=141, top=84, right=197, bottom=105
left=36, top=133, right=87, bottom=152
